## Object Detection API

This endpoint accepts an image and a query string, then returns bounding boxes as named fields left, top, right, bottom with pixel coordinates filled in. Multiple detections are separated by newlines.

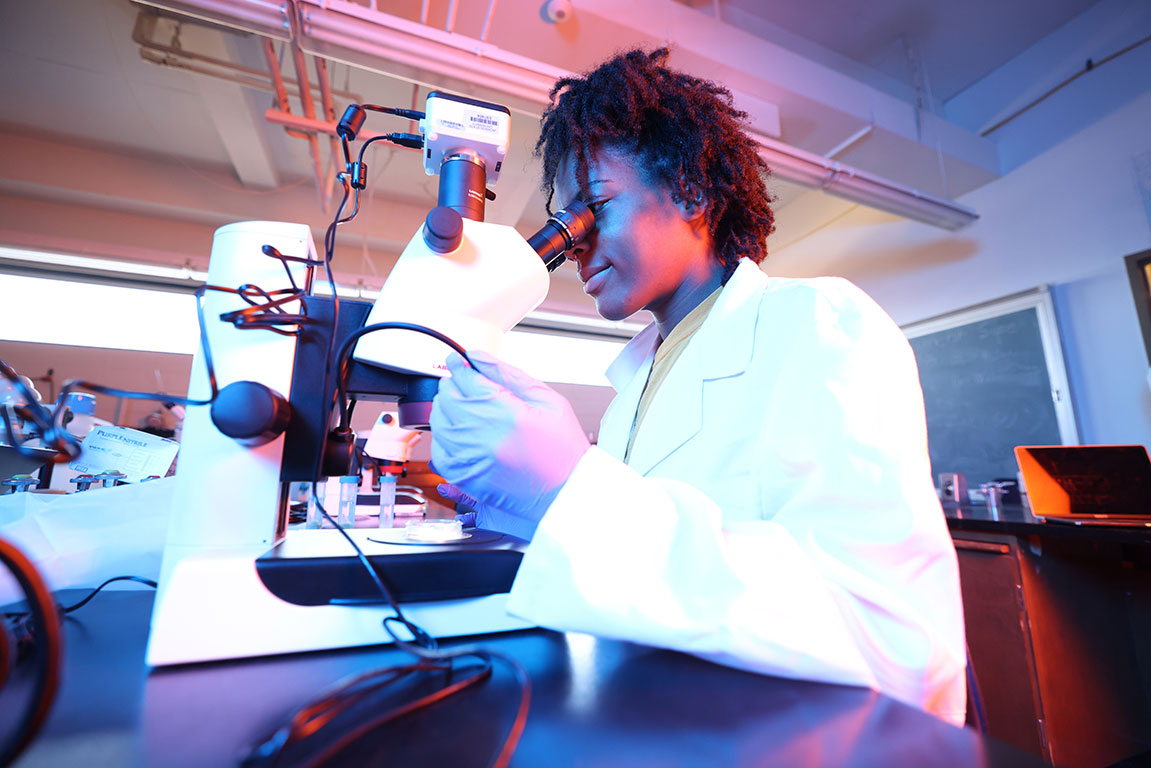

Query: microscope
left=146, top=92, right=594, bottom=666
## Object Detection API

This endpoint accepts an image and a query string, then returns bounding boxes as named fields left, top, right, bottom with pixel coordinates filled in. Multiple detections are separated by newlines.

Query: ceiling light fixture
left=132, top=0, right=291, bottom=40
left=752, top=133, right=978, bottom=230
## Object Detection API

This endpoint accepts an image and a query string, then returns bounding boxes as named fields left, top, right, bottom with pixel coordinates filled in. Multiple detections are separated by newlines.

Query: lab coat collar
left=604, top=258, right=765, bottom=391
left=698, top=258, right=765, bottom=379
left=605, top=324, right=661, bottom=393
left=599, top=258, right=767, bottom=473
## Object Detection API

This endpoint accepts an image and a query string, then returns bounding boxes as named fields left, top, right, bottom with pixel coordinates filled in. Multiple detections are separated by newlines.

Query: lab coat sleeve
left=505, top=280, right=967, bottom=724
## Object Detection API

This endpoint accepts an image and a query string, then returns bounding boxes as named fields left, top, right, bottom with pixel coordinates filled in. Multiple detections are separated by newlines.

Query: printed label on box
left=70, top=425, right=179, bottom=482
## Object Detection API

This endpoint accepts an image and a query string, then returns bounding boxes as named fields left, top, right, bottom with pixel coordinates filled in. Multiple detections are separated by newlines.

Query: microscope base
left=255, top=527, right=525, bottom=606
left=146, top=536, right=533, bottom=667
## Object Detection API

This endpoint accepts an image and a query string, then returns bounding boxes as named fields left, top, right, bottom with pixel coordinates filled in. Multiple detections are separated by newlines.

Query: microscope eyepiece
left=529, top=200, right=596, bottom=272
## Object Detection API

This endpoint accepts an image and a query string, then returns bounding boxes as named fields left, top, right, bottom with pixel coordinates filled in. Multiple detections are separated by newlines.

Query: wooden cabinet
left=953, top=528, right=1151, bottom=767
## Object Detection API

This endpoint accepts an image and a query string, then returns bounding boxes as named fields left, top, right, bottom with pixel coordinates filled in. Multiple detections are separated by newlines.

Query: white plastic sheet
left=0, top=478, right=175, bottom=607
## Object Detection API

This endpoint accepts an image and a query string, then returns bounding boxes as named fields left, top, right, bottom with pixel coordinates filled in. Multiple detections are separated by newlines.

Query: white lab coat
left=506, top=259, right=967, bottom=725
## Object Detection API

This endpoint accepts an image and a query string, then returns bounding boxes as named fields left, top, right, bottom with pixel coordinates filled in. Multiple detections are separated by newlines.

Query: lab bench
left=3, top=589, right=1045, bottom=768
left=947, top=505, right=1151, bottom=767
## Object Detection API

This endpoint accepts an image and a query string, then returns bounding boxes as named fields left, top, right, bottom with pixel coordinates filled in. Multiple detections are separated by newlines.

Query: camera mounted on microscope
left=420, top=92, right=510, bottom=222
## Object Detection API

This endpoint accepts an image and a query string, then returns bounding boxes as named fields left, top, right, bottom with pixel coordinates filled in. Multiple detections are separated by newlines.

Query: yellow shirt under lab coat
left=506, top=258, right=967, bottom=725
left=625, top=285, right=722, bottom=463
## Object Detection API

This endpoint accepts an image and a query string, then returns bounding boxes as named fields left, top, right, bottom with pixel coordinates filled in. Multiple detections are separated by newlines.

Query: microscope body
left=352, top=217, right=550, bottom=377
left=148, top=215, right=549, bottom=665
left=147, top=91, right=589, bottom=667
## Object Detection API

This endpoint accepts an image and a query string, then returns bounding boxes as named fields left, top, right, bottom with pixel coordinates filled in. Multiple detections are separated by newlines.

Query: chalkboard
left=906, top=299, right=1073, bottom=490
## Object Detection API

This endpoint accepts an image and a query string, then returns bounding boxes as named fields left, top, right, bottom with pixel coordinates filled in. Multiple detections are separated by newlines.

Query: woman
left=430, top=48, right=966, bottom=725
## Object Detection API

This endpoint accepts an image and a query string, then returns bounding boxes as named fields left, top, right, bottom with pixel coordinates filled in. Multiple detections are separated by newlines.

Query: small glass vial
left=981, top=483, right=1004, bottom=521
left=306, top=480, right=327, bottom=529
left=336, top=475, right=359, bottom=528
left=378, top=474, right=397, bottom=529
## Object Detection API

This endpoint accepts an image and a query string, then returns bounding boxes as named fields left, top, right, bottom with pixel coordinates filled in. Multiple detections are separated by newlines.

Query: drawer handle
left=953, top=540, right=1010, bottom=554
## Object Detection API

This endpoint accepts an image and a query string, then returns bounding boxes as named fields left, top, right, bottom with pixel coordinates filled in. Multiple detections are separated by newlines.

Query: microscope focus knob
left=210, top=381, right=291, bottom=447
left=422, top=205, right=463, bottom=253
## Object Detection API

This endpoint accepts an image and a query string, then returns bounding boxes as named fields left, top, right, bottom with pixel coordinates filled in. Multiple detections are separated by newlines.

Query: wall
left=771, top=46, right=1151, bottom=447
left=0, top=340, right=193, bottom=431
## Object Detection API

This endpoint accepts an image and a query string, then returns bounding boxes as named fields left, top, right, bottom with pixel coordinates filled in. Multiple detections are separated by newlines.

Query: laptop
left=1014, top=445, right=1151, bottom=526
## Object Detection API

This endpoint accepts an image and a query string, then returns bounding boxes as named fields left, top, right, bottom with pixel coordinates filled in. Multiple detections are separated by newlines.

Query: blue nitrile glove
left=438, top=482, right=483, bottom=528
left=429, top=350, right=590, bottom=541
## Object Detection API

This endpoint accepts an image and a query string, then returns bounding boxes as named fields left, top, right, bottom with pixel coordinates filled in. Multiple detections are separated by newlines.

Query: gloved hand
left=438, top=482, right=485, bottom=528
left=430, top=350, right=590, bottom=541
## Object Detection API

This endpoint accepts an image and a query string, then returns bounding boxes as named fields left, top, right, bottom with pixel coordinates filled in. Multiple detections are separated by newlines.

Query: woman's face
left=555, top=148, right=720, bottom=327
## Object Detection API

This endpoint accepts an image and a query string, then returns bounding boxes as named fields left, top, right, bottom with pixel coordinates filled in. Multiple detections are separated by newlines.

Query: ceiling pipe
left=446, top=0, right=459, bottom=34
left=314, top=56, right=344, bottom=204
left=286, top=7, right=330, bottom=213
left=136, top=0, right=979, bottom=229
left=262, top=39, right=310, bottom=140
left=751, top=132, right=975, bottom=230
left=480, top=0, right=498, bottom=42
left=295, top=0, right=565, bottom=109
left=824, top=125, right=873, bottom=160
left=132, top=11, right=359, bottom=104
left=133, top=0, right=292, bottom=39
left=138, top=48, right=317, bottom=114
left=263, top=110, right=420, bottom=149
left=292, top=0, right=977, bottom=229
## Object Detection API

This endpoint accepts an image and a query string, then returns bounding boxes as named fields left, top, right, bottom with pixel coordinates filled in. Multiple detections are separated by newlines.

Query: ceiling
left=0, top=0, right=1106, bottom=319
left=705, top=0, right=1100, bottom=103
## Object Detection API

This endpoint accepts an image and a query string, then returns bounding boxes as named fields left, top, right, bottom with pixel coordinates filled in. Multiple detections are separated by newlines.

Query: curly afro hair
left=535, top=47, right=775, bottom=279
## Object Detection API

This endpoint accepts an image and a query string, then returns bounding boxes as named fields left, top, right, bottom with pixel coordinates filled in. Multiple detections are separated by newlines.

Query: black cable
left=4, top=575, right=159, bottom=622
left=314, top=494, right=434, bottom=649
left=221, top=243, right=332, bottom=336
left=1, top=246, right=312, bottom=463
left=335, top=323, right=476, bottom=431
left=38, top=282, right=224, bottom=456
left=57, top=575, right=157, bottom=615
left=0, top=538, right=62, bottom=767
left=0, top=360, right=46, bottom=428
left=219, top=285, right=308, bottom=335
left=356, top=134, right=395, bottom=166
left=251, top=108, right=528, bottom=766
left=309, top=175, right=354, bottom=493
left=246, top=490, right=529, bottom=766
left=340, top=134, right=353, bottom=176
left=0, top=282, right=220, bottom=462
left=0, top=569, right=155, bottom=761
left=245, top=660, right=463, bottom=766
left=299, top=660, right=492, bottom=767
left=350, top=132, right=424, bottom=191
left=0, top=369, right=76, bottom=463
left=360, top=105, right=425, bottom=121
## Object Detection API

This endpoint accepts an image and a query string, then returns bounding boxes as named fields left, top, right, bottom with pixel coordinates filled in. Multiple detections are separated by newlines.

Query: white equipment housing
left=420, top=91, right=510, bottom=182
left=145, top=220, right=536, bottom=667
left=352, top=217, right=549, bottom=377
